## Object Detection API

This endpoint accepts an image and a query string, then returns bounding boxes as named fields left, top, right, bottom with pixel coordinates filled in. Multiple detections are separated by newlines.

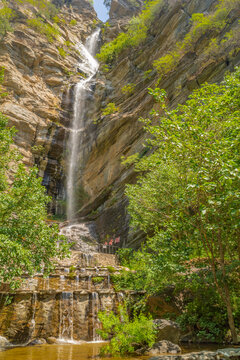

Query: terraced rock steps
left=0, top=251, right=122, bottom=345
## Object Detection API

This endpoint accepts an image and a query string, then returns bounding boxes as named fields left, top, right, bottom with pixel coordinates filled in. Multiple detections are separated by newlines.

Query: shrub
left=69, top=19, right=77, bottom=26
left=97, top=304, right=156, bottom=355
left=121, top=83, right=136, bottom=95
left=102, top=103, right=120, bottom=116
left=58, top=47, right=67, bottom=58
left=92, top=276, right=105, bottom=284
left=27, top=17, right=60, bottom=42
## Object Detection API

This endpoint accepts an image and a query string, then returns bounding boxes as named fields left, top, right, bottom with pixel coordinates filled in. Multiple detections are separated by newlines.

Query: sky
left=93, top=0, right=109, bottom=22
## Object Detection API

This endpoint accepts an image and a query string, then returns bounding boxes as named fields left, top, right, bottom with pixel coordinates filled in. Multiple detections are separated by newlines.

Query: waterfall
left=66, top=29, right=100, bottom=222
left=91, top=292, right=101, bottom=342
left=30, top=292, right=37, bottom=338
left=59, top=291, right=74, bottom=341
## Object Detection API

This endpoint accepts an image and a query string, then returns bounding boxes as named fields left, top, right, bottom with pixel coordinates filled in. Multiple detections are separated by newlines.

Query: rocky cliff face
left=0, top=0, right=98, bottom=214
left=72, top=0, right=240, bottom=247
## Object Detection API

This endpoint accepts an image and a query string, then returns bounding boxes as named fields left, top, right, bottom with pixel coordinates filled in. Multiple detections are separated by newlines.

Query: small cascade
left=107, top=274, right=111, bottom=289
left=59, top=292, right=74, bottom=341
left=44, top=276, right=49, bottom=291
left=91, top=292, right=101, bottom=342
left=88, top=275, right=92, bottom=291
left=75, top=275, right=79, bottom=290
left=30, top=292, right=37, bottom=338
left=84, top=254, right=93, bottom=267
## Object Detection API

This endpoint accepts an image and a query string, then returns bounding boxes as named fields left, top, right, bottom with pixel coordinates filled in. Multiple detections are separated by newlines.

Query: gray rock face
left=148, top=340, right=181, bottom=355
left=109, top=0, right=143, bottom=18
left=154, top=319, right=181, bottom=344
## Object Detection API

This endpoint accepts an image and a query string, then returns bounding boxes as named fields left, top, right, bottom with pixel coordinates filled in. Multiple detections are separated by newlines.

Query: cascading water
left=66, top=29, right=100, bottom=222
left=91, top=292, right=101, bottom=342
left=59, top=291, right=74, bottom=341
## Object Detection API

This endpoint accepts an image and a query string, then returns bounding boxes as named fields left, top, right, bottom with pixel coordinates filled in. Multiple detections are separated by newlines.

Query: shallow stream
left=0, top=342, right=234, bottom=360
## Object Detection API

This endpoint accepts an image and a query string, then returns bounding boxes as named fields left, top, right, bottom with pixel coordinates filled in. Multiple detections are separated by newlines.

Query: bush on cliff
left=0, top=113, right=69, bottom=288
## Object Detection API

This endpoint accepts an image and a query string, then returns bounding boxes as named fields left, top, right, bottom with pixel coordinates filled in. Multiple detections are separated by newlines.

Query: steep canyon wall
left=0, top=0, right=239, bottom=248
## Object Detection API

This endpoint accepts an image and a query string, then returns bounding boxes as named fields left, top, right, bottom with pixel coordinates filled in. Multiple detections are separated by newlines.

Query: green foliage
left=124, top=68, right=240, bottom=340
left=27, top=17, right=60, bottom=42
left=69, top=19, right=77, bottom=26
left=117, top=248, right=134, bottom=267
left=58, top=47, right=67, bottom=58
left=102, top=102, right=120, bottom=116
left=0, top=67, right=8, bottom=97
left=31, top=144, right=45, bottom=156
left=0, top=114, right=69, bottom=288
left=121, top=83, right=136, bottom=95
left=92, top=276, right=104, bottom=284
left=153, top=0, right=240, bottom=79
left=97, top=304, right=156, bottom=355
left=15, top=0, right=58, bottom=19
left=97, top=0, right=163, bottom=63
left=0, top=4, right=14, bottom=40
left=176, top=272, right=228, bottom=342
left=107, top=266, right=117, bottom=273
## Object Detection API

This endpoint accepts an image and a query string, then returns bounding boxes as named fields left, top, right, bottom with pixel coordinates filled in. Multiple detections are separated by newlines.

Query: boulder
left=154, top=319, right=181, bottom=344
left=28, top=338, right=46, bottom=346
left=148, top=340, right=181, bottom=356
left=46, top=337, right=58, bottom=344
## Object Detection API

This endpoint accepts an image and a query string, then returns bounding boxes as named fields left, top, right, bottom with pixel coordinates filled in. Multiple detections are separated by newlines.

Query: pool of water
left=0, top=342, right=235, bottom=360
left=0, top=342, right=148, bottom=360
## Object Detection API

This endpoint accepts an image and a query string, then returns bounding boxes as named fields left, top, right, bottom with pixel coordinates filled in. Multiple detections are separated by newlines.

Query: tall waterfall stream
left=66, top=29, right=100, bottom=222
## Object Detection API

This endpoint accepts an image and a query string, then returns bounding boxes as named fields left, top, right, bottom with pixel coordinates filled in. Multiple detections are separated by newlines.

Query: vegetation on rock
left=96, top=0, right=163, bottom=63
left=102, top=102, right=120, bottom=116
left=153, top=0, right=240, bottom=80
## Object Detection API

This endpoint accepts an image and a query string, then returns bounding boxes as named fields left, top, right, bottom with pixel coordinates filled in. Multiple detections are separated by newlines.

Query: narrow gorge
left=0, top=0, right=239, bottom=358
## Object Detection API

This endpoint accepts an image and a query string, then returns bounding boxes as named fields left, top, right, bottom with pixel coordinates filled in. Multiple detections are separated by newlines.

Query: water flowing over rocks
left=0, top=253, right=120, bottom=344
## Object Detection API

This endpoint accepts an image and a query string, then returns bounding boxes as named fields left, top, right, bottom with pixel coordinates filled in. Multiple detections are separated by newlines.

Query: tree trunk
left=224, top=285, right=238, bottom=343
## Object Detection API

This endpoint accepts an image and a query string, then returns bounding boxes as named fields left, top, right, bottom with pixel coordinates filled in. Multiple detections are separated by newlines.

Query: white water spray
left=67, top=29, right=100, bottom=222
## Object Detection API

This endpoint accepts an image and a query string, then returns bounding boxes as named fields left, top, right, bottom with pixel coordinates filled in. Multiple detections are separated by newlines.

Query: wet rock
left=28, top=338, right=46, bottom=346
left=148, top=347, right=240, bottom=359
left=46, top=337, right=58, bottom=344
left=0, top=336, right=10, bottom=348
left=60, top=222, right=98, bottom=253
left=154, top=319, right=181, bottom=344
left=148, top=340, right=181, bottom=356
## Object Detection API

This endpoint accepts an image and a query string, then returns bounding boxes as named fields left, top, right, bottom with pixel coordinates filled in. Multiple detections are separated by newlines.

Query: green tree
left=125, top=69, right=240, bottom=342
left=0, top=113, right=69, bottom=287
